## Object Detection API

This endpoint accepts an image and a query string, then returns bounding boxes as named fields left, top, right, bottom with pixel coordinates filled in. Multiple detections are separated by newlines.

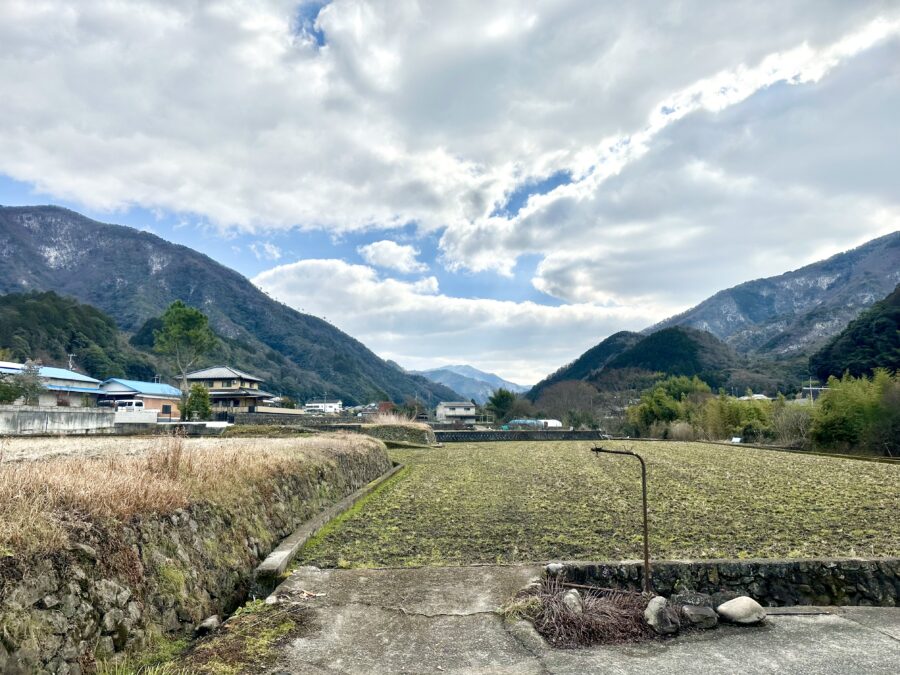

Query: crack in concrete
left=832, top=611, right=900, bottom=644
left=344, top=600, right=502, bottom=618
left=501, top=620, right=554, bottom=675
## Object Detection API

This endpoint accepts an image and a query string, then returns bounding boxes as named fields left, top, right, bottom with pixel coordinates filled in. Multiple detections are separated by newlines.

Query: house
left=304, top=398, right=343, bottom=414
left=738, top=393, right=772, bottom=401
left=0, top=360, right=101, bottom=407
left=435, top=401, right=477, bottom=424
left=100, top=378, right=182, bottom=420
left=185, top=366, right=274, bottom=411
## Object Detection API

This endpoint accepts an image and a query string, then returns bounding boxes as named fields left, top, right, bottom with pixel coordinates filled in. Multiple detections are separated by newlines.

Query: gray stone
left=644, top=596, right=680, bottom=635
left=102, top=608, right=125, bottom=634
left=561, top=589, right=583, bottom=614
left=195, top=615, right=221, bottom=636
left=94, top=579, right=128, bottom=608
left=40, top=595, right=60, bottom=609
left=670, top=591, right=714, bottom=608
left=545, top=563, right=564, bottom=576
left=716, top=596, right=767, bottom=624
left=681, top=604, right=718, bottom=629
left=69, top=543, right=97, bottom=560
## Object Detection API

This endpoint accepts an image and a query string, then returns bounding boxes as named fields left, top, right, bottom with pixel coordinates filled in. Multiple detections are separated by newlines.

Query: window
left=162, top=405, right=172, bottom=415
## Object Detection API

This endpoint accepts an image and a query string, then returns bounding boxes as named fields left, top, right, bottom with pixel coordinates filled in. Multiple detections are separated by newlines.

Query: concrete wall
left=558, top=558, right=900, bottom=607
left=0, top=405, right=115, bottom=435
left=434, top=430, right=612, bottom=443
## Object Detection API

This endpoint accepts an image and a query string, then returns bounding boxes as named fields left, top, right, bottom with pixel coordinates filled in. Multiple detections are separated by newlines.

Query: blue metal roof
left=39, top=366, right=101, bottom=384
left=102, top=378, right=181, bottom=397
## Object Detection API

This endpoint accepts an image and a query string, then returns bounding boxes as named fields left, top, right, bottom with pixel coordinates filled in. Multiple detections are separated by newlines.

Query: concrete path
left=267, top=565, right=900, bottom=674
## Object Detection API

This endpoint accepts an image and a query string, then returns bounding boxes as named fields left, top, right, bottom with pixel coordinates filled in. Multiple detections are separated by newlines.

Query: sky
left=1, top=1, right=899, bottom=384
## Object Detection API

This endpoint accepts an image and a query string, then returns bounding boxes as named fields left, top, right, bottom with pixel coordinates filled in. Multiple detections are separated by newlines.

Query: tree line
left=623, top=371, right=899, bottom=456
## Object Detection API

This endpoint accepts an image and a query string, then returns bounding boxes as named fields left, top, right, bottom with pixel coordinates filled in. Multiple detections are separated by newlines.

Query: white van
left=115, top=399, right=145, bottom=412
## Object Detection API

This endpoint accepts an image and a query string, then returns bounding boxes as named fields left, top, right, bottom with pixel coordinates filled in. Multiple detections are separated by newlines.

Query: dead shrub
left=506, top=576, right=654, bottom=648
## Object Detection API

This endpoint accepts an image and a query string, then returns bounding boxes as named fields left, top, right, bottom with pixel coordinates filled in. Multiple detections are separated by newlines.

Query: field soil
left=298, top=440, right=900, bottom=568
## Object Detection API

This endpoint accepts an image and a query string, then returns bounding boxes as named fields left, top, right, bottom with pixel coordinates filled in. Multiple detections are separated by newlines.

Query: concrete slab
left=267, top=566, right=900, bottom=675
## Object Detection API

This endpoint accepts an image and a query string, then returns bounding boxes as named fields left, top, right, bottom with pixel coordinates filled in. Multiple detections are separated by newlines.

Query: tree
left=487, top=388, right=518, bottom=422
left=536, top=381, right=599, bottom=424
left=153, top=301, right=217, bottom=392
left=0, top=374, right=21, bottom=404
left=14, top=360, right=45, bottom=406
left=183, top=383, right=212, bottom=421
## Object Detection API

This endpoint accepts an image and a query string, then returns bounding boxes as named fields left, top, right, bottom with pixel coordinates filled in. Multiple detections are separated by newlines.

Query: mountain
left=527, top=331, right=642, bottom=401
left=809, top=284, right=900, bottom=380
left=0, top=290, right=156, bottom=380
left=414, top=364, right=529, bottom=404
left=649, top=232, right=900, bottom=357
left=0, top=205, right=459, bottom=405
left=603, top=327, right=739, bottom=389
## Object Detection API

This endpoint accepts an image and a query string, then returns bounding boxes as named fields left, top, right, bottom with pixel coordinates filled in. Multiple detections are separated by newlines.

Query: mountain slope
left=650, top=232, right=900, bottom=356
left=0, top=205, right=459, bottom=405
left=809, top=284, right=900, bottom=380
left=414, top=365, right=529, bottom=404
left=0, top=290, right=156, bottom=380
left=527, top=331, right=642, bottom=400
left=604, top=327, right=739, bottom=389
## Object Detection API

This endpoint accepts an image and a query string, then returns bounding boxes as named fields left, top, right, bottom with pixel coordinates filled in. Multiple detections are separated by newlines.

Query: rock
left=195, top=615, right=221, bottom=636
left=545, top=563, right=564, bottom=576
left=70, top=543, right=97, bottom=560
left=561, top=589, right=583, bottom=614
left=716, top=596, right=766, bottom=624
left=710, top=590, right=741, bottom=607
left=102, top=608, right=125, bottom=633
left=644, top=596, right=680, bottom=635
left=40, top=594, right=60, bottom=609
left=670, top=591, right=713, bottom=608
left=681, top=604, right=718, bottom=629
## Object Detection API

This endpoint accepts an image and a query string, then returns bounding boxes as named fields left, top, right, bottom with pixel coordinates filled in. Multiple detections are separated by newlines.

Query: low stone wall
left=232, top=415, right=437, bottom=445
left=0, top=405, right=115, bottom=435
left=559, top=558, right=900, bottom=607
left=434, top=430, right=611, bottom=443
left=360, top=423, right=436, bottom=446
left=0, top=441, right=392, bottom=673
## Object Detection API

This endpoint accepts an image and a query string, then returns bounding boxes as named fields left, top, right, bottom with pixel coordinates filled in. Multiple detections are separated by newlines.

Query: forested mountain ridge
left=0, top=291, right=155, bottom=380
left=810, top=284, right=900, bottom=380
left=649, top=232, right=900, bottom=356
left=527, top=331, right=643, bottom=401
left=0, top=205, right=459, bottom=404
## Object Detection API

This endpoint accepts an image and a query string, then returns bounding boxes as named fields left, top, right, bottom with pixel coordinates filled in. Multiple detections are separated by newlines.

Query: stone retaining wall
left=559, top=558, right=900, bottom=606
left=434, top=430, right=612, bottom=443
left=0, top=441, right=392, bottom=673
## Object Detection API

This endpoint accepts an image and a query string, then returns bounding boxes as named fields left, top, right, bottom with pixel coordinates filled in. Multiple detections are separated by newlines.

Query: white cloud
left=253, top=259, right=662, bottom=383
left=250, top=241, right=282, bottom=261
left=2, top=2, right=900, bottom=381
left=357, top=239, right=428, bottom=273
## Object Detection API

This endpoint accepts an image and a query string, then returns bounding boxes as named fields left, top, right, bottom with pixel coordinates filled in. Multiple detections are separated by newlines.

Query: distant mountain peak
left=414, top=364, right=530, bottom=404
left=649, top=231, right=900, bottom=356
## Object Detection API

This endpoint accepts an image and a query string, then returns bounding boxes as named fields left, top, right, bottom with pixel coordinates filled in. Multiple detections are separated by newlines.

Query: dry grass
left=0, top=433, right=383, bottom=558
left=366, top=412, right=431, bottom=429
left=505, top=576, right=653, bottom=648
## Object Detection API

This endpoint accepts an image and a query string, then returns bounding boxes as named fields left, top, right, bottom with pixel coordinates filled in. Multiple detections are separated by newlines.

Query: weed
left=298, top=440, right=900, bottom=567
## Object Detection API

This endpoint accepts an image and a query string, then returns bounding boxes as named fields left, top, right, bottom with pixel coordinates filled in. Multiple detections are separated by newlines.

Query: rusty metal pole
left=591, top=447, right=652, bottom=594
